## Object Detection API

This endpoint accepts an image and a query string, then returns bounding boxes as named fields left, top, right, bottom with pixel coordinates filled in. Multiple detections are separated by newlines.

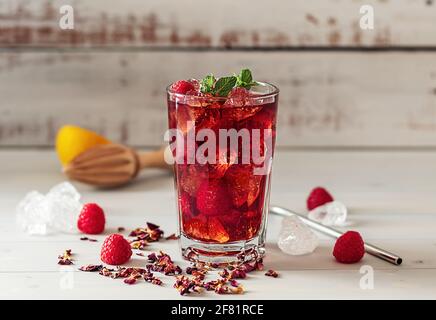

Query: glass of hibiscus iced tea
left=167, top=69, right=279, bottom=264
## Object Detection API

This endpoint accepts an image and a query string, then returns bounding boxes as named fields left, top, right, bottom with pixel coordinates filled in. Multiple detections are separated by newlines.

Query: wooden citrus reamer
left=63, top=144, right=170, bottom=187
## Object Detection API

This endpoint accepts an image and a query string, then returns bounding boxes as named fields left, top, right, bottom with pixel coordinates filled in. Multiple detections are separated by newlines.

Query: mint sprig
left=200, top=68, right=257, bottom=96
left=236, top=69, right=258, bottom=89
left=200, top=74, right=216, bottom=94
left=214, top=76, right=237, bottom=97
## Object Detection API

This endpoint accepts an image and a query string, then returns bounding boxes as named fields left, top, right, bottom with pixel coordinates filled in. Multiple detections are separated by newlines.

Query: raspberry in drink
left=167, top=70, right=278, bottom=264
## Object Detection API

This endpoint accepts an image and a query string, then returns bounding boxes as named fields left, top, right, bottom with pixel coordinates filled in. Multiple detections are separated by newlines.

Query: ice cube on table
left=277, top=215, right=318, bottom=255
left=47, top=181, right=81, bottom=202
left=47, top=193, right=82, bottom=234
left=307, top=201, right=347, bottom=226
left=46, top=182, right=82, bottom=233
left=16, top=182, right=82, bottom=235
left=16, top=191, right=51, bottom=235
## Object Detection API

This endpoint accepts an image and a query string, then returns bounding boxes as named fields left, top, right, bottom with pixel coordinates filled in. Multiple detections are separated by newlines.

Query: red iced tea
left=168, top=81, right=278, bottom=247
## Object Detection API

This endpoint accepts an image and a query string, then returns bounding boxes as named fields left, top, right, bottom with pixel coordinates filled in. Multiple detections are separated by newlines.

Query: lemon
left=56, top=125, right=110, bottom=166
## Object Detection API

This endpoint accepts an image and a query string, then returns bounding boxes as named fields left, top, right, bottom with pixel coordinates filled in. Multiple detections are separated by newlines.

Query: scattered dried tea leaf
left=165, top=233, right=179, bottom=240
left=117, top=227, right=125, bottom=232
left=174, top=275, right=203, bottom=295
left=73, top=231, right=272, bottom=296
left=204, top=278, right=244, bottom=295
left=147, top=251, right=182, bottom=276
left=99, top=267, right=115, bottom=277
left=265, top=269, right=279, bottom=278
left=93, top=265, right=162, bottom=286
left=58, top=249, right=73, bottom=265
left=80, top=237, right=98, bottom=242
left=229, top=279, right=240, bottom=287
left=124, top=271, right=142, bottom=285
left=79, top=264, right=103, bottom=272
left=130, top=239, right=148, bottom=250
left=144, top=272, right=163, bottom=286
left=129, top=222, right=164, bottom=242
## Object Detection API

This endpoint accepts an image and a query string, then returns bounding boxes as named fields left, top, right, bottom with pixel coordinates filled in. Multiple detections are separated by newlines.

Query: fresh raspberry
left=77, top=203, right=105, bottom=234
left=333, top=231, right=365, bottom=264
left=172, top=80, right=195, bottom=94
left=306, top=187, right=334, bottom=211
left=100, top=234, right=132, bottom=265
left=196, top=180, right=231, bottom=216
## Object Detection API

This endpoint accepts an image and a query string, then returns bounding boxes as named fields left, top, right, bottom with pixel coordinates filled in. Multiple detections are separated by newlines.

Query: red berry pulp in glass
left=168, top=84, right=277, bottom=244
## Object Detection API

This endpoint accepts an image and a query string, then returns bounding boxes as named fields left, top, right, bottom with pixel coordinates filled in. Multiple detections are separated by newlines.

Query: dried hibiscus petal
left=99, top=267, right=115, bottom=277
left=147, top=222, right=160, bottom=230
left=165, top=233, right=179, bottom=240
left=147, top=251, right=182, bottom=276
left=229, top=279, right=240, bottom=287
left=174, top=275, right=203, bottom=296
left=124, top=272, right=142, bottom=285
left=143, top=272, right=162, bottom=286
left=232, top=268, right=247, bottom=279
left=147, top=252, right=158, bottom=262
left=58, top=249, right=73, bottom=265
left=265, top=269, right=279, bottom=278
left=129, top=222, right=164, bottom=242
left=79, top=264, right=103, bottom=272
left=204, top=278, right=244, bottom=295
left=80, top=237, right=98, bottom=242
left=130, top=239, right=148, bottom=250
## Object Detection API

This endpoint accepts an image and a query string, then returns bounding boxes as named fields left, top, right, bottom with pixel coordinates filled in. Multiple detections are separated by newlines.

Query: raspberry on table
left=100, top=234, right=132, bottom=265
left=77, top=203, right=106, bottom=235
left=306, top=187, right=334, bottom=211
left=333, top=231, right=365, bottom=264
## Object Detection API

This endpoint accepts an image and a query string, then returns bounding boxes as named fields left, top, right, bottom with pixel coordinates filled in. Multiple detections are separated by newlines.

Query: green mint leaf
left=214, top=76, right=237, bottom=97
left=236, top=68, right=256, bottom=89
left=239, top=69, right=253, bottom=84
left=200, top=74, right=216, bottom=94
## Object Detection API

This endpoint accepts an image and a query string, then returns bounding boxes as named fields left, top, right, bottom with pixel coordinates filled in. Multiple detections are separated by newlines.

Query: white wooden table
left=1, top=149, right=435, bottom=299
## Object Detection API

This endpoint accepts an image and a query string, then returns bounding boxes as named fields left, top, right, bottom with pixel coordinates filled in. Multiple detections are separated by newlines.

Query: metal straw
left=270, top=206, right=403, bottom=266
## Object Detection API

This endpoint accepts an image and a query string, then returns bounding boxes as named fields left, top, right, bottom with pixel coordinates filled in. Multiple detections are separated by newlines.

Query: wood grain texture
left=0, top=0, right=435, bottom=48
left=0, top=150, right=436, bottom=299
left=1, top=51, right=436, bottom=147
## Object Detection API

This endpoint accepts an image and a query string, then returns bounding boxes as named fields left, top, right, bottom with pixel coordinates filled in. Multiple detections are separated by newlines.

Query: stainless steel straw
left=270, top=206, right=403, bottom=266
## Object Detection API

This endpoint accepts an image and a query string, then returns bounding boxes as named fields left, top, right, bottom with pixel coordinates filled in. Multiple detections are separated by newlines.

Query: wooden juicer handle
left=64, top=144, right=171, bottom=188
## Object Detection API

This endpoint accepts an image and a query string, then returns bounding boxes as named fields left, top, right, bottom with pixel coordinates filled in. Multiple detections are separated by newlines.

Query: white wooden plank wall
left=1, top=0, right=436, bottom=148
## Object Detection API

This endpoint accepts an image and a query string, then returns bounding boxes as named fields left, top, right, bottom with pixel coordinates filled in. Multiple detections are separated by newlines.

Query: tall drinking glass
left=167, top=82, right=279, bottom=264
